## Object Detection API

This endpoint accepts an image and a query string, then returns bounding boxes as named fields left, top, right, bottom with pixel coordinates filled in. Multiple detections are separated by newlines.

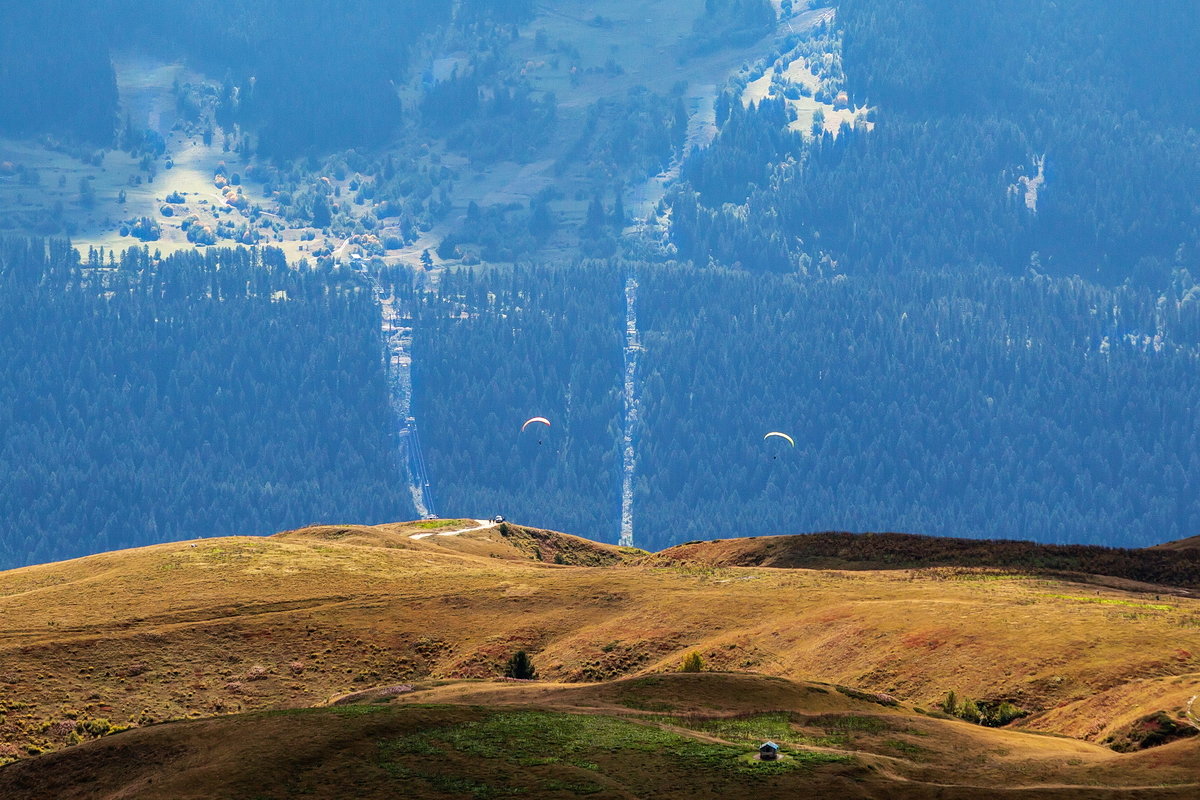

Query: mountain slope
left=649, top=532, right=1200, bottom=592
left=1, top=674, right=1196, bottom=799
left=1, top=520, right=1197, bottom=766
left=1152, top=536, right=1200, bottom=552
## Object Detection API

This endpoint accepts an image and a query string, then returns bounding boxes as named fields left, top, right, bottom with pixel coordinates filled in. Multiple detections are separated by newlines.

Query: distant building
left=758, top=742, right=780, bottom=761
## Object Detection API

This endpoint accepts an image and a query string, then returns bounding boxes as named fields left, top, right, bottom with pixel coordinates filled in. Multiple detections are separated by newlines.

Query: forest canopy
left=0, top=238, right=414, bottom=569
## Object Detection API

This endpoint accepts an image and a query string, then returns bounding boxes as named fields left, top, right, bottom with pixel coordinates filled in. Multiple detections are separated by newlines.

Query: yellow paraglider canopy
left=521, top=416, right=551, bottom=432
left=764, top=431, right=795, bottom=447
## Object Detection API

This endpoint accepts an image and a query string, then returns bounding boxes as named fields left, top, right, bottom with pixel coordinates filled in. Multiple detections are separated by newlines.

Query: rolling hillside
left=649, top=532, right=1200, bottom=592
left=1152, top=536, right=1200, bottom=552
left=2, top=673, right=1197, bottom=799
left=1, top=519, right=1196, bottom=788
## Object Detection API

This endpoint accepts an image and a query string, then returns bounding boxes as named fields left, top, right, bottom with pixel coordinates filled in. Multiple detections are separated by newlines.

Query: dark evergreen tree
left=504, top=650, right=537, bottom=679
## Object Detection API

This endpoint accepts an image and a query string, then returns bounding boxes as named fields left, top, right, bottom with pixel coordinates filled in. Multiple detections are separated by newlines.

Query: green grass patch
left=1040, top=594, right=1174, bottom=611
left=950, top=572, right=1032, bottom=582
left=884, top=738, right=928, bottom=758
left=264, top=704, right=392, bottom=718
left=658, top=712, right=793, bottom=746
left=414, top=519, right=472, bottom=530
left=621, top=697, right=678, bottom=712
left=381, top=711, right=848, bottom=778
left=654, top=711, right=898, bottom=752
left=814, top=714, right=891, bottom=733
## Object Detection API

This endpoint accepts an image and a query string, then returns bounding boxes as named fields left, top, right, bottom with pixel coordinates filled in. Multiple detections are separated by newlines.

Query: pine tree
left=504, top=650, right=537, bottom=679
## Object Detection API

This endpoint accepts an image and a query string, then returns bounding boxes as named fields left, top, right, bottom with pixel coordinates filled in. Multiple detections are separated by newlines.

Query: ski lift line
left=407, top=419, right=436, bottom=518
left=359, top=257, right=437, bottom=519
left=619, top=268, right=640, bottom=548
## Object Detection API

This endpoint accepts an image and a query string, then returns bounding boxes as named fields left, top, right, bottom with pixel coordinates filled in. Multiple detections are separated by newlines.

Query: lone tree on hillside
left=680, top=651, right=704, bottom=672
left=505, top=650, right=537, bottom=680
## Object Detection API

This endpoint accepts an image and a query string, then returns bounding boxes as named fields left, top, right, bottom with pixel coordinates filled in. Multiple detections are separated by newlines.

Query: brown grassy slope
left=274, top=520, right=636, bottom=566
left=0, top=521, right=1198, bottom=764
left=1152, top=535, right=1200, bottom=551
left=1, top=674, right=1196, bottom=800
left=1021, top=673, right=1200, bottom=743
left=648, top=532, right=1200, bottom=591
left=384, top=673, right=1200, bottom=791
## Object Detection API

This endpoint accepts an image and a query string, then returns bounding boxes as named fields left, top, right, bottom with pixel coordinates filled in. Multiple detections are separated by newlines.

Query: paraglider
left=764, top=431, right=795, bottom=459
left=522, top=416, right=551, bottom=444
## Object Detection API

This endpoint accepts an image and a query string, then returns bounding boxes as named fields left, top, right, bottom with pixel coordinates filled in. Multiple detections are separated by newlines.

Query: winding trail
left=409, top=519, right=497, bottom=540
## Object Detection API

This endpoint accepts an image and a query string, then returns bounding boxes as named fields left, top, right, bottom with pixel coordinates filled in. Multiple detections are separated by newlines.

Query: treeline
left=421, top=62, right=557, bottom=164
left=0, top=238, right=413, bottom=570
left=408, top=264, right=625, bottom=540
left=653, top=532, right=1200, bottom=592
left=684, top=0, right=777, bottom=57
left=561, top=87, right=689, bottom=185
left=671, top=0, right=1200, bottom=285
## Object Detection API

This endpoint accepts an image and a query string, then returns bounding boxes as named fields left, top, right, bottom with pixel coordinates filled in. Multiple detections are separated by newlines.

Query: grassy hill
left=649, top=532, right=1200, bottom=592
left=1151, top=536, right=1200, bottom=552
left=1, top=673, right=1196, bottom=799
left=0, top=520, right=1197, bottom=795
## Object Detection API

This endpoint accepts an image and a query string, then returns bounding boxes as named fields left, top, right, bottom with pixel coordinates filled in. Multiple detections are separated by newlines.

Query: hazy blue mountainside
left=407, top=265, right=626, bottom=539
left=3, top=0, right=456, bottom=155
left=2, top=0, right=1200, bottom=564
left=0, top=3, right=118, bottom=144
left=0, top=240, right=414, bottom=570
left=400, top=262, right=1200, bottom=551
left=632, top=267, right=1200, bottom=549
left=674, top=0, right=1200, bottom=286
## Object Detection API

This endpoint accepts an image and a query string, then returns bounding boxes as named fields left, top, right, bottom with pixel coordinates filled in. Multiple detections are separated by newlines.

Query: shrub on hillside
left=505, top=650, right=537, bottom=680
left=943, top=691, right=1028, bottom=727
left=1104, top=710, right=1199, bottom=752
left=680, top=652, right=704, bottom=673
left=130, top=216, right=160, bottom=241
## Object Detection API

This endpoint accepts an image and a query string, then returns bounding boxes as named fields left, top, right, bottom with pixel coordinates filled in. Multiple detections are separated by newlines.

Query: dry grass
left=0, top=520, right=1197, bottom=781
left=0, top=674, right=1196, bottom=798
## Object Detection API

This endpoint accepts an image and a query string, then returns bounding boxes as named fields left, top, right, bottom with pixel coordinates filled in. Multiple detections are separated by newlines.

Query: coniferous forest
left=2, top=0, right=1200, bottom=566
left=0, top=239, right=413, bottom=569
left=403, top=263, right=1200, bottom=552
left=410, top=265, right=625, bottom=541
left=674, top=0, right=1200, bottom=286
